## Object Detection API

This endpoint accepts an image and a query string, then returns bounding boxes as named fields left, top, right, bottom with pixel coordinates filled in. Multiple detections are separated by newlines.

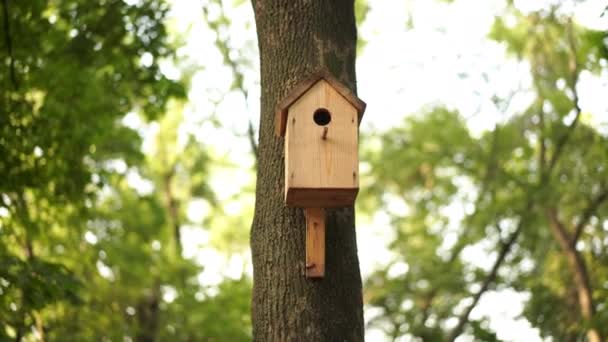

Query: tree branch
left=546, top=100, right=580, bottom=175
left=162, top=170, right=182, bottom=256
left=545, top=207, right=572, bottom=250
left=546, top=207, right=603, bottom=342
left=447, top=215, right=525, bottom=342
left=445, top=117, right=546, bottom=339
left=406, top=125, right=502, bottom=332
left=546, top=19, right=581, bottom=175
left=571, top=188, right=608, bottom=245
left=538, top=99, right=546, bottom=175
left=247, top=118, right=258, bottom=160
left=203, top=0, right=259, bottom=160
left=1, top=0, right=18, bottom=89
left=446, top=18, right=588, bottom=342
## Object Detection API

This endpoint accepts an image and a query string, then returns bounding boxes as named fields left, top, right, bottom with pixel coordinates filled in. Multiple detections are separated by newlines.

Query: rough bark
left=250, top=1, right=364, bottom=341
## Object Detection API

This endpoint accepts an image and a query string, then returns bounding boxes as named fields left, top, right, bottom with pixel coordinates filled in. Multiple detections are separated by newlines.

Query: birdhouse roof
left=275, top=69, right=366, bottom=136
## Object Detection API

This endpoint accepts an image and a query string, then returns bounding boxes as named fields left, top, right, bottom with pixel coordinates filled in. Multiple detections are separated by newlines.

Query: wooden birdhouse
left=276, top=70, right=366, bottom=207
left=275, top=70, right=366, bottom=278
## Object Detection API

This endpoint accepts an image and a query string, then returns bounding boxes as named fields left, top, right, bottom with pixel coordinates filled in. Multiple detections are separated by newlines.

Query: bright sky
left=125, top=0, right=608, bottom=340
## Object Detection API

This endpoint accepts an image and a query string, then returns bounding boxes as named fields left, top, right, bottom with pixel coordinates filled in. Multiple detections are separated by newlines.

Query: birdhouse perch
left=275, top=69, right=366, bottom=278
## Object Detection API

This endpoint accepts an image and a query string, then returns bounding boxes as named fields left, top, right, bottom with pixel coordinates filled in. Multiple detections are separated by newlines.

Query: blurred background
left=1, top=0, right=607, bottom=340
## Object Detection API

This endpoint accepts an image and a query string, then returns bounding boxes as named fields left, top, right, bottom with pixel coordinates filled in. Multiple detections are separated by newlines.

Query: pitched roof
left=275, top=69, right=366, bottom=136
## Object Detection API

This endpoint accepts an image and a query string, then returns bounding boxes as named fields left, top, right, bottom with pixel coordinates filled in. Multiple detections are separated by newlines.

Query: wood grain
left=305, top=207, right=325, bottom=278
left=286, top=188, right=358, bottom=207
left=284, top=79, right=359, bottom=207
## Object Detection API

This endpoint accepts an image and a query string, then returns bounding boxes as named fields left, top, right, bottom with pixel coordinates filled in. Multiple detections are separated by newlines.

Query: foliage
left=0, top=0, right=250, bottom=340
left=2, top=0, right=607, bottom=341
left=361, top=2, right=608, bottom=341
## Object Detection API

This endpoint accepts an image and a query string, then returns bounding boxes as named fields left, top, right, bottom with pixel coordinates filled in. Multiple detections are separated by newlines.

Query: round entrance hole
left=313, top=108, right=331, bottom=126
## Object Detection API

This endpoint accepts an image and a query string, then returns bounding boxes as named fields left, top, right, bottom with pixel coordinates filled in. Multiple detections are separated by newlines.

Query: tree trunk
left=250, top=1, right=364, bottom=341
left=162, top=172, right=182, bottom=256
left=135, top=283, right=160, bottom=342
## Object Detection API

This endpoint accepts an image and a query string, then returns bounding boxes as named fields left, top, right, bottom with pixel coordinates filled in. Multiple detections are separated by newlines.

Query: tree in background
left=362, top=2, right=607, bottom=341
left=250, top=0, right=365, bottom=340
left=0, top=0, right=180, bottom=338
left=0, top=0, right=251, bottom=340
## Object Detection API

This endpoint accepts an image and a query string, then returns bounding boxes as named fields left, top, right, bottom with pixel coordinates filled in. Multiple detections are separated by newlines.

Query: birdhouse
left=275, top=70, right=366, bottom=278
left=275, top=70, right=366, bottom=208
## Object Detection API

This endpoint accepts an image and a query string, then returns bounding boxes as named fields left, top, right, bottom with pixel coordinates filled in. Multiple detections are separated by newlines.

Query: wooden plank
left=305, top=207, right=325, bottom=278
left=286, top=188, right=358, bottom=207
left=284, top=79, right=359, bottom=207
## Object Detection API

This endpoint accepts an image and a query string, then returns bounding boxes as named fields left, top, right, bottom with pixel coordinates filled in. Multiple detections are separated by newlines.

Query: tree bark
left=250, top=1, right=364, bottom=341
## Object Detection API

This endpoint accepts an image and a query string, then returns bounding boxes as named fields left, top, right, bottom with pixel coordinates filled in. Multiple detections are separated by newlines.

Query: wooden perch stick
left=305, top=208, right=325, bottom=278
